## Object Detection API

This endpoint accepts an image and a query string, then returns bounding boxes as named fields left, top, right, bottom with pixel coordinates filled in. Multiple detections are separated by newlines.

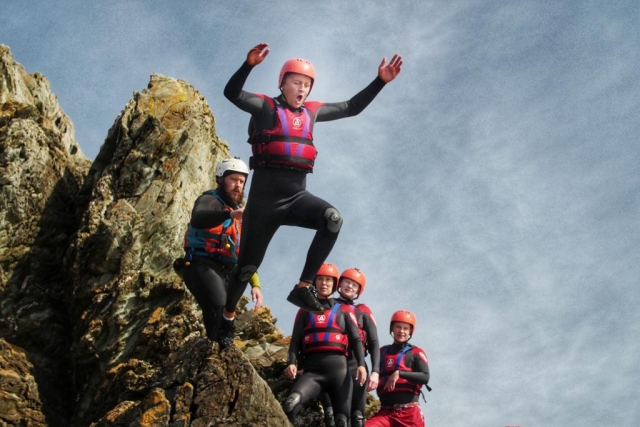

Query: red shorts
left=365, top=403, right=425, bottom=427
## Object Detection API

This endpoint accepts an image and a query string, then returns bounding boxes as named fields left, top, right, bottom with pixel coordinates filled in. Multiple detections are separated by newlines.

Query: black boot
left=286, top=284, right=324, bottom=313
left=217, top=317, right=236, bottom=349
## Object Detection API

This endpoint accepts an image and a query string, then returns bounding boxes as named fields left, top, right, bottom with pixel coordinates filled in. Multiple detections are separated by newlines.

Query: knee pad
left=352, top=410, right=365, bottom=427
left=237, top=265, right=257, bottom=282
left=283, top=391, right=302, bottom=415
left=324, top=406, right=336, bottom=427
left=334, top=413, right=349, bottom=427
left=323, top=207, right=343, bottom=234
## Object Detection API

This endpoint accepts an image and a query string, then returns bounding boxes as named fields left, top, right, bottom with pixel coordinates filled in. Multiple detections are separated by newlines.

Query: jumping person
left=283, top=263, right=368, bottom=427
left=366, top=311, right=430, bottom=427
left=321, top=268, right=380, bottom=427
left=220, top=42, right=403, bottom=343
left=180, top=158, right=262, bottom=345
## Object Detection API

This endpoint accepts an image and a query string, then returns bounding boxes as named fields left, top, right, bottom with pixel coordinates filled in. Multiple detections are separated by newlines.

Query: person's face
left=391, top=321, right=412, bottom=343
left=338, top=278, right=360, bottom=300
left=281, top=72, right=312, bottom=108
left=314, top=275, right=334, bottom=298
left=221, top=172, right=246, bottom=205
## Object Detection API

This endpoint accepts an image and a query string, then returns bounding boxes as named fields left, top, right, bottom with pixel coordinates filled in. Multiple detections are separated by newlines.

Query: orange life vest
left=183, top=190, right=241, bottom=264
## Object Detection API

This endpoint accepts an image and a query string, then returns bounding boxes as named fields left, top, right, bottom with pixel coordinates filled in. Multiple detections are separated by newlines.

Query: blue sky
left=3, top=1, right=639, bottom=425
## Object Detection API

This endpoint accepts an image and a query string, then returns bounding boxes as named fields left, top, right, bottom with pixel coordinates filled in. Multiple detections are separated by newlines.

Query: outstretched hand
left=378, top=54, right=403, bottom=83
left=246, top=42, right=270, bottom=66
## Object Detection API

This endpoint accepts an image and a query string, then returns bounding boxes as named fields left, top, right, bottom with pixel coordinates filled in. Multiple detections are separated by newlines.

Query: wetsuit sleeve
left=362, top=312, right=381, bottom=373
left=287, top=310, right=306, bottom=365
left=342, top=310, right=366, bottom=367
left=223, top=62, right=268, bottom=114
left=399, top=348, right=430, bottom=385
left=313, top=77, right=387, bottom=122
left=249, top=272, right=260, bottom=289
left=190, top=194, right=230, bottom=228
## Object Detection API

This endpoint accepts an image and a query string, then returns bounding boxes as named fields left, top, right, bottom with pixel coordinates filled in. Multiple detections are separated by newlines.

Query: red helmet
left=316, top=263, right=339, bottom=287
left=278, top=58, right=315, bottom=89
left=390, top=310, right=417, bottom=335
left=338, top=268, right=366, bottom=296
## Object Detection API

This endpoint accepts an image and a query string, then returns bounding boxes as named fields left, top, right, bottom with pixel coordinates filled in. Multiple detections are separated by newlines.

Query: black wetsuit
left=323, top=298, right=381, bottom=426
left=223, top=62, right=387, bottom=313
left=182, top=191, right=238, bottom=340
left=284, top=298, right=366, bottom=425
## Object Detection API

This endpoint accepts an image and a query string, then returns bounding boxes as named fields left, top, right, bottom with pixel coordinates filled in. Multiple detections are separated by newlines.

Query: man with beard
left=180, top=157, right=263, bottom=345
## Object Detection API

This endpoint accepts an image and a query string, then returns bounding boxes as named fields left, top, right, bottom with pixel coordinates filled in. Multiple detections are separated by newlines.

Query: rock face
left=1, top=43, right=91, bottom=427
left=0, top=45, right=369, bottom=427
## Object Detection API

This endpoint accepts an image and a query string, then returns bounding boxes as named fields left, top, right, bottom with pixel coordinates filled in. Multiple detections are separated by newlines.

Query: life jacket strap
left=250, top=134, right=314, bottom=145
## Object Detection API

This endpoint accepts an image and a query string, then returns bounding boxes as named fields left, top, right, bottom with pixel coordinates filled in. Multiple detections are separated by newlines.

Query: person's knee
left=334, top=413, right=349, bottom=427
left=352, top=410, right=365, bottom=427
left=282, top=391, right=302, bottom=420
left=323, top=207, right=343, bottom=234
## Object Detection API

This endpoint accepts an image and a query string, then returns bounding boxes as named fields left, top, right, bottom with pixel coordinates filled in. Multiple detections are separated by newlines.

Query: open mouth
left=296, top=94, right=303, bottom=103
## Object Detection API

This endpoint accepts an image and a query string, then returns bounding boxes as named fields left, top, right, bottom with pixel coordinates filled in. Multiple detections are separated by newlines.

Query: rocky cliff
left=0, top=44, right=372, bottom=427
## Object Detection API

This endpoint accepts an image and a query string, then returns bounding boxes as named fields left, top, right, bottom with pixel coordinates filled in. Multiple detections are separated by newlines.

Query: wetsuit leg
left=283, top=192, right=342, bottom=283
left=182, top=256, right=227, bottom=341
left=319, top=392, right=336, bottom=427
left=323, top=355, right=352, bottom=426
left=350, top=361, right=368, bottom=427
left=283, top=372, right=324, bottom=422
left=224, top=200, right=281, bottom=313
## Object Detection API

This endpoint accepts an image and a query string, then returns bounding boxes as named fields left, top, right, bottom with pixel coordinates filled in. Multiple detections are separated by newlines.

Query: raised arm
left=223, top=43, right=271, bottom=113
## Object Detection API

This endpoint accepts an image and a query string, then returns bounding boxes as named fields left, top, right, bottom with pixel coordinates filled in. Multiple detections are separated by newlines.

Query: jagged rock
left=0, top=44, right=90, bottom=426
left=0, top=339, right=46, bottom=426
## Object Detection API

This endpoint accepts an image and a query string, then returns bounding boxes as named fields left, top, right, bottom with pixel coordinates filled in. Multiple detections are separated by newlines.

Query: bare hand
left=378, top=54, right=403, bottom=83
left=230, top=208, right=244, bottom=220
left=251, top=287, right=263, bottom=311
left=356, top=366, right=367, bottom=387
left=247, top=43, right=270, bottom=66
left=284, top=364, right=297, bottom=380
left=367, top=371, right=379, bottom=392
left=384, top=370, right=400, bottom=391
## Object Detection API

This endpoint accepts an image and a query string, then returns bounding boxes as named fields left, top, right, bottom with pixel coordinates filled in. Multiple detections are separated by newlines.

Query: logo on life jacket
left=317, top=314, right=326, bottom=323
left=292, top=117, right=303, bottom=129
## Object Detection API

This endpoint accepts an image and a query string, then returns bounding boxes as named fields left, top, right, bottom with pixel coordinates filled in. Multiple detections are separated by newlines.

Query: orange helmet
left=338, top=268, right=366, bottom=296
left=390, top=310, right=417, bottom=335
left=316, top=262, right=339, bottom=287
left=278, top=58, right=315, bottom=90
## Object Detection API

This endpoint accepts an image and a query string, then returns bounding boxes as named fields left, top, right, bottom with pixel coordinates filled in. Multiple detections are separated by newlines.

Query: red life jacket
left=183, top=190, right=241, bottom=264
left=378, top=345, right=423, bottom=397
left=249, top=98, right=317, bottom=172
left=302, top=303, right=349, bottom=355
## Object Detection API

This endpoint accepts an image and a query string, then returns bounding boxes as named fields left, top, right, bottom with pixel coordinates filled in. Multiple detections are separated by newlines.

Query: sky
left=3, top=1, right=639, bottom=425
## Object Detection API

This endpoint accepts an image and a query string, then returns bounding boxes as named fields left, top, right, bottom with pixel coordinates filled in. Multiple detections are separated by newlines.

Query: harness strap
left=310, top=303, right=342, bottom=342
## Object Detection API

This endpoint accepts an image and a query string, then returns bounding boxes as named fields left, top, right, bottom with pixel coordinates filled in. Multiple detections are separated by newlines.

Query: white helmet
left=215, top=157, right=249, bottom=179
